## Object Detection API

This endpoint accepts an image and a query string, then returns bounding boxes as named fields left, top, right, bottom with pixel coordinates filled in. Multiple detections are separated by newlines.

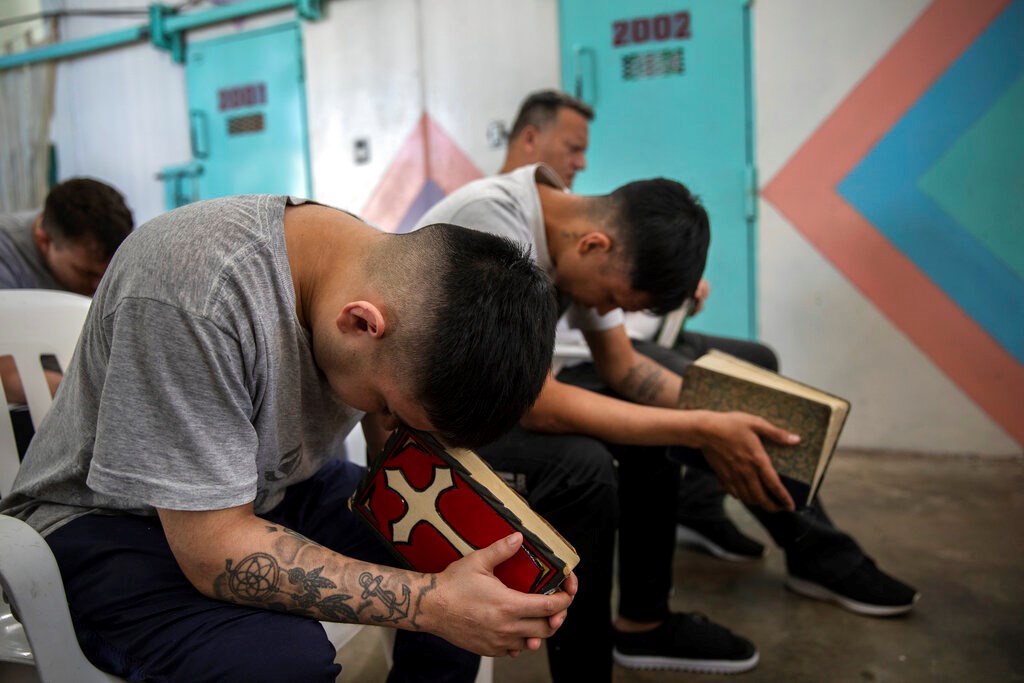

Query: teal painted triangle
left=918, top=73, right=1024, bottom=279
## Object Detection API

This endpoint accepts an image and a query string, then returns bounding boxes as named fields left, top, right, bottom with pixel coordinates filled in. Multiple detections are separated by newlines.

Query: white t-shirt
left=415, top=164, right=625, bottom=370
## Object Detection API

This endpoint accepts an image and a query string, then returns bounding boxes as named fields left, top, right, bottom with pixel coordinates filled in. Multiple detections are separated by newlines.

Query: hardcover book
left=677, top=350, right=851, bottom=507
left=349, top=426, right=579, bottom=594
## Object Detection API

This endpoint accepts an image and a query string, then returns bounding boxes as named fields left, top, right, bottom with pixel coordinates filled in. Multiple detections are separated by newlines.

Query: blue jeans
left=46, top=459, right=479, bottom=683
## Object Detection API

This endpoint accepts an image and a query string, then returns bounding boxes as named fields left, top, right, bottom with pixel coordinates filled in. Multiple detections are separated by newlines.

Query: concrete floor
left=336, top=450, right=1024, bottom=682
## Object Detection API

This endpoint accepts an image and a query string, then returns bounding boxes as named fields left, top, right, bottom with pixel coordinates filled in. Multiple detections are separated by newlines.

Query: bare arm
left=585, top=325, right=682, bottom=407
left=1, top=355, right=62, bottom=404
left=157, top=504, right=574, bottom=657
left=522, top=324, right=798, bottom=512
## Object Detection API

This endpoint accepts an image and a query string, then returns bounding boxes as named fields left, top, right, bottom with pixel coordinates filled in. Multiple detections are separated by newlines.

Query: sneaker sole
left=785, top=575, right=920, bottom=617
left=613, top=647, right=759, bottom=674
left=676, top=525, right=765, bottom=563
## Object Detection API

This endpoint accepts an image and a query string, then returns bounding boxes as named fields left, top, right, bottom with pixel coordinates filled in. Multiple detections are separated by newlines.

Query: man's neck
left=539, top=184, right=593, bottom=268
left=284, top=205, right=378, bottom=330
left=499, top=149, right=533, bottom=175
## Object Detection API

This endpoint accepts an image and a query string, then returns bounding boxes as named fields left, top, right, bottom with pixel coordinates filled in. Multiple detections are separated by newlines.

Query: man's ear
left=578, top=231, right=612, bottom=254
left=337, top=301, right=386, bottom=338
left=32, top=215, right=52, bottom=253
left=520, top=125, right=541, bottom=152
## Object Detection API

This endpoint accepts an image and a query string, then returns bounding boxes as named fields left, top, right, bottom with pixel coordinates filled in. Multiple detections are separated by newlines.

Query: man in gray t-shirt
left=1, top=177, right=134, bottom=455
left=1, top=194, right=571, bottom=682
left=0, top=177, right=133, bottom=295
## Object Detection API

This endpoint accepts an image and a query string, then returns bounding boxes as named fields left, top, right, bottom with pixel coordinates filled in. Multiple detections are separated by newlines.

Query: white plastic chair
left=0, top=289, right=491, bottom=682
left=0, top=289, right=115, bottom=683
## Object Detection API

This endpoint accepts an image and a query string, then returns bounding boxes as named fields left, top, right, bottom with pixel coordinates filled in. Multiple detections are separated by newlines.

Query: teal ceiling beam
left=0, top=25, right=147, bottom=70
left=153, top=0, right=313, bottom=63
left=0, top=0, right=324, bottom=70
left=296, top=0, right=323, bottom=21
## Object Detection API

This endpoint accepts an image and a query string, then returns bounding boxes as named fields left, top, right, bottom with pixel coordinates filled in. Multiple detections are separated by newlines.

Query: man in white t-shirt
left=418, top=164, right=785, bottom=679
left=497, top=90, right=920, bottom=622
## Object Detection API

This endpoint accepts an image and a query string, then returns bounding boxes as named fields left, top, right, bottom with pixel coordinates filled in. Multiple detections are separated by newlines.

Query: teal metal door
left=559, top=0, right=756, bottom=339
left=170, top=22, right=310, bottom=205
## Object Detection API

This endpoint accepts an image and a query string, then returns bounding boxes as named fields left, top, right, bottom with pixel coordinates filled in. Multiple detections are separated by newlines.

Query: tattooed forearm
left=620, top=360, right=669, bottom=404
left=213, top=533, right=424, bottom=627
left=213, top=552, right=360, bottom=622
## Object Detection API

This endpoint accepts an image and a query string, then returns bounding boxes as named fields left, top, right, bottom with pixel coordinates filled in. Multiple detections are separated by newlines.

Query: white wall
left=304, top=0, right=559, bottom=214
left=49, top=1, right=190, bottom=225
left=418, top=0, right=560, bottom=178
left=304, top=0, right=423, bottom=212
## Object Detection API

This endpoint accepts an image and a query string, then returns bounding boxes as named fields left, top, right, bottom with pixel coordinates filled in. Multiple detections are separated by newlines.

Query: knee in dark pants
left=539, top=434, right=619, bottom=536
left=203, top=614, right=341, bottom=683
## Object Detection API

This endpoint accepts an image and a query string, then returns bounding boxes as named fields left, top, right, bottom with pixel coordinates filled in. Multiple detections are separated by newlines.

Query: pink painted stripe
left=763, top=0, right=1023, bottom=445
left=360, top=114, right=484, bottom=231
left=424, top=116, right=483, bottom=194
left=361, top=115, right=429, bottom=232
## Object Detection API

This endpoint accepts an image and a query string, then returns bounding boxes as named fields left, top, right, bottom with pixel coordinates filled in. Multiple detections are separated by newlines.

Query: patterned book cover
left=349, top=426, right=579, bottom=594
left=678, top=351, right=850, bottom=507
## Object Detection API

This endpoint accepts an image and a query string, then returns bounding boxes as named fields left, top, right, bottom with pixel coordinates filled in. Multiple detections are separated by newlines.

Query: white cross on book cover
left=348, top=426, right=578, bottom=594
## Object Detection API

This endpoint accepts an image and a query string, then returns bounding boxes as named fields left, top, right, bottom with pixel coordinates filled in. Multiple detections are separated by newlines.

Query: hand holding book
left=687, top=410, right=801, bottom=512
left=678, top=350, right=851, bottom=509
left=429, top=530, right=577, bottom=657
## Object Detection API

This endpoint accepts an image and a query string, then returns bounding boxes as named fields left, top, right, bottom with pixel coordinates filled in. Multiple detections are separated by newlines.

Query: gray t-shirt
left=0, top=210, right=62, bottom=290
left=415, top=163, right=623, bottom=334
left=0, top=195, right=362, bottom=535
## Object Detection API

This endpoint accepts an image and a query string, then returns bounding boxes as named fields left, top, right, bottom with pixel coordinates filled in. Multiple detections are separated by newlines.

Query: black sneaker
left=612, top=612, right=759, bottom=674
left=786, top=557, right=920, bottom=617
left=677, top=517, right=766, bottom=562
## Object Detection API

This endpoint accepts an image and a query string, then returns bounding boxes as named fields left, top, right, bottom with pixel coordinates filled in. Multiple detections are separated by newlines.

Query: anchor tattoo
left=359, top=572, right=410, bottom=622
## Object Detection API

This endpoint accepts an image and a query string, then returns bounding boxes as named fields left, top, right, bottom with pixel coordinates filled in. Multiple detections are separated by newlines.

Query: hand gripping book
left=677, top=350, right=851, bottom=508
left=349, top=426, right=579, bottom=594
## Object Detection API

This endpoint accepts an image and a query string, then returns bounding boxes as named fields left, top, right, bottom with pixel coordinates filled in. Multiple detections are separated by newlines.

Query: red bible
left=349, top=426, right=578, bottom=594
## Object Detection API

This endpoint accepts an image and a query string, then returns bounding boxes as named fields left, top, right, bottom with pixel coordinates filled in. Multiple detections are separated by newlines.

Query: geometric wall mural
left=763, top=0, right=1023, bottom=445
left=360, top=113, right=482, bottom=234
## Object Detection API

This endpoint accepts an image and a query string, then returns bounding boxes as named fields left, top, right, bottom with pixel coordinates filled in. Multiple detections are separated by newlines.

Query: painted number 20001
left=612, top=11, right=692, bottom=47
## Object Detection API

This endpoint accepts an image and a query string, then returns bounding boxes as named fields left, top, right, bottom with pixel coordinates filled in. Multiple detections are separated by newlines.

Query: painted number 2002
left=612, top=12, right=692, bottom=47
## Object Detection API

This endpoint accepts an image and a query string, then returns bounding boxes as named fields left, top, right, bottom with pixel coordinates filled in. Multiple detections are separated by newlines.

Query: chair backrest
left=0, top=289, right=92, bottom=497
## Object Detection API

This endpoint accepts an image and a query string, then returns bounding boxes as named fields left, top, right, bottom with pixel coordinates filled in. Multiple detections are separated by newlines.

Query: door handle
left=572, top=45, right=597, bottom=105
left=189, top=110, right=209, bottom=160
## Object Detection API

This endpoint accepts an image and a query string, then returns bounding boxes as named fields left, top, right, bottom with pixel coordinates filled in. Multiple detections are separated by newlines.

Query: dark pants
left=10, top=406, right=34, bottom=461
left=477, top=427, right=677, bottom=683
left=46, top=459, right=479, bottom=683
left=651, top=332, right=867, bottom=577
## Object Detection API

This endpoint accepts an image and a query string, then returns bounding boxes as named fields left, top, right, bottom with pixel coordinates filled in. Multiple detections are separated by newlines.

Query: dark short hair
left=393, top=225, right=558, bottom=449
left=610, top=179, right=710, bottom=316
left=508, top=89, right=594, bottom=141
left=42, top=177, right=134, bottom=260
